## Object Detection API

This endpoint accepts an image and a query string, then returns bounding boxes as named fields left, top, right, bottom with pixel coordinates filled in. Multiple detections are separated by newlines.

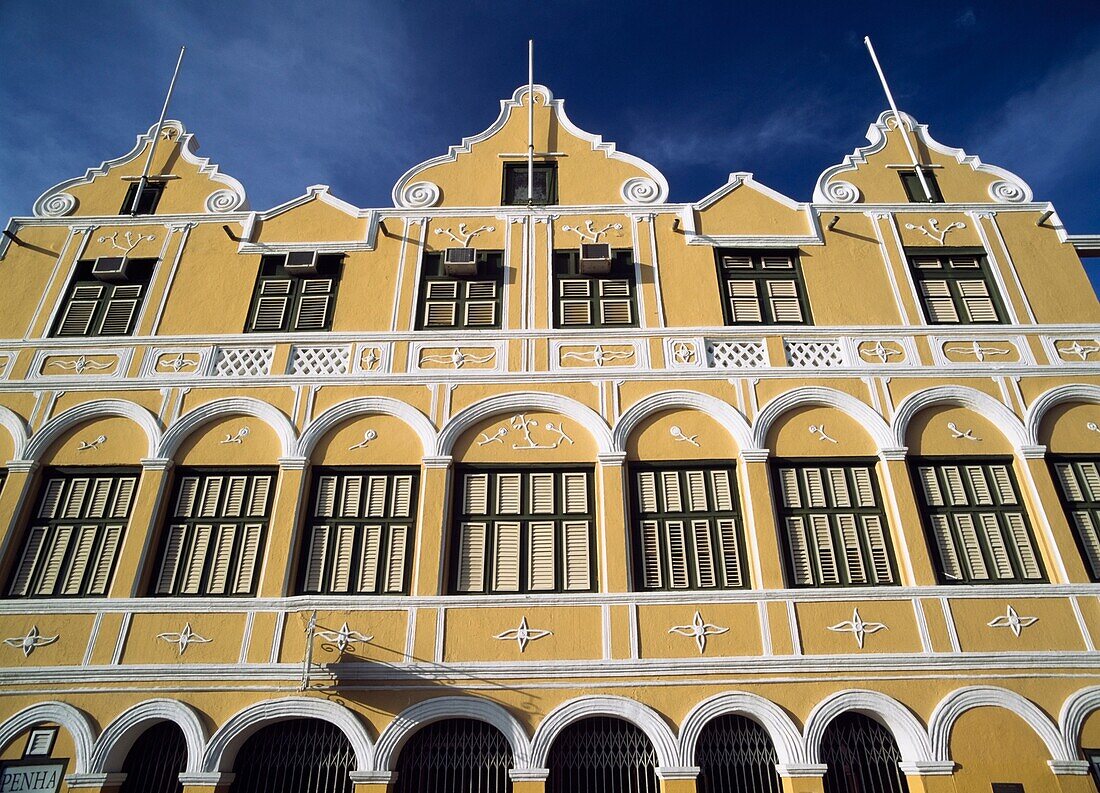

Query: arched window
left=118, top=721, right=186, bottom=793
left=546, top=717, right=659, bottom=793
left=696, top=714, right=782, bottom=793
left=821, top=713, right=909, bottom=793
left=393, top=718, right=513, bottom=793
left=230, top=719, right=354, bottom=793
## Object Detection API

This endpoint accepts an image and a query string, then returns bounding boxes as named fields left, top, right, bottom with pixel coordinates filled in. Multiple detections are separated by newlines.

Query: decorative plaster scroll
left=493, top=616, right=552, bottom=653
left=987, top=605, right=1038, bottom=638
left=355, top=345, right=386, bottom=374
left=560, top=220, right=623, bottom=244
left=396, top=180, right=441, bottom=209
left=317, top=622, right=373, bottom=653
left=159, top=352, right=200, bottom=373
left=989, top=180, right=1028, bottom=204
left=38, top=192, right=77, bottom=217
left=77, top=435, right=107, bottom=451
left=1087, top=422, right=1100, bottom=436
left=560, top=344, right=634, bottom=368
left=348, top=430, right=378, bottom=451
left=3, top=626, right=59, bottom=657
left=903, top=218, right=965, bottom=245
left=943, top=341, right=1013, bottom=362
left=47, top=355, right=116, bottom=375
left=97, top=231, right=156, bottom=254
left=809, top=424, right=838, bottom=444
left=205, top=188, right=245, bottom=213
left=621, top=176, right=662, bottom=204
left=219, top=427, right=250, bottom=445
left=827, top=608, right=886, bottom=649
left=858, top=341, right=905, bottom=364
left=947, top=422, right=981, bottom=442
left=668, top=339, right=701, bottom=367
left=157, top=623, right=212, bottom=656
left=821, top=180, right=861, bottom=204
left=477, top=414, right=574, bottom=450
left=668, top=611, right=729, bottom=654
left=669, top=426, right=699, bottom=446
left=434, top=224, right=495, bottom=248
left=1053, top=340, right=1100, bottom=363
left=419, top=348, right=496, bottom=370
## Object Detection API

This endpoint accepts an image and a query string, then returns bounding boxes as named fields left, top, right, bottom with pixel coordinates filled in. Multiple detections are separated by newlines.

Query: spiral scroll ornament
left=988, top=180, right=1028, bottom=204
left=36, top=192, right=77, bottom=218
left=821, top=181, right=861, bottom=204
left=620, top=177, right=662, bottom=205
left=398, top=181, right=441, bottom=209
left=205, top=189, right=244, bottom=213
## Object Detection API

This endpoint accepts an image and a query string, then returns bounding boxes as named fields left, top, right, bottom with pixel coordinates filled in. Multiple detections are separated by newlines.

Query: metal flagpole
left=863, top=36, right=934, bottom=203
left=527, top=39, right=534, bottom=206
left=131, top=46, right=186, bottom=216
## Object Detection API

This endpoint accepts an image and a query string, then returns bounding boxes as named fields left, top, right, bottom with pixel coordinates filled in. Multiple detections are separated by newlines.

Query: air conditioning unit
left=91, top=257, right=129, bottom=281
left=444, top=247, right=478, bottom=276
left=284, top=250, right=319, bottom=274
left=578, top=243, right=612, bottom=274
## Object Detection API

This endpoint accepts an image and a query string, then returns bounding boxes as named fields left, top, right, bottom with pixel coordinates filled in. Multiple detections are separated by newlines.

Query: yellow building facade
left=1, top=82, right=1100, bottom=793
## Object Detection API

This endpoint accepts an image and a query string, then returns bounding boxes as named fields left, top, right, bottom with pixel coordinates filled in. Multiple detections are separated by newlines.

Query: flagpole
left=527, top=39, right=534, bottom=207
left=131, top=46, right=186, bottom=215
left=863, top=36, right=933, bottom=202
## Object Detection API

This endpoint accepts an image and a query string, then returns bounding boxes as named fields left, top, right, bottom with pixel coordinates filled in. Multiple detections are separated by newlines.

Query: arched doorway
left=230, top=719, right=355, bottom=793
left=821, top=713, right=909, bottom=793
left=696, top=714, right=782, bottom=793
left=118, top=721, right=187, bottom=793
left=546, top=717, right=659, bottom=793
left=393, top=718, right=513, bottom=793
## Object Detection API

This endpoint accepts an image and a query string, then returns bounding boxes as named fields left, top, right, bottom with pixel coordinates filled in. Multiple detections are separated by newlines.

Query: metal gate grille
left=119, top=721, right=186, bottom=793
left=546, top=717, right=659, bottom=793
left=821, top=713, right=910, bottom=793
left=394, top=718, right=514, bottom=793
left=696, top=715, right=782, bottom=793
left=230, top=719, right=354, bottom=793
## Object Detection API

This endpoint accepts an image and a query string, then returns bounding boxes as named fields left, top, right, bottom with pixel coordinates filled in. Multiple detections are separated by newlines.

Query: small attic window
left=899, top=169, right=943, bottom=203
left=502, top=162, right=557, bottom=206
left=120, top=181, right=165, bottom=215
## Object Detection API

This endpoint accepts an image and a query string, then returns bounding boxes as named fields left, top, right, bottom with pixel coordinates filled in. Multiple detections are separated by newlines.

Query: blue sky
left=2, top=1, right=1099, bottom=282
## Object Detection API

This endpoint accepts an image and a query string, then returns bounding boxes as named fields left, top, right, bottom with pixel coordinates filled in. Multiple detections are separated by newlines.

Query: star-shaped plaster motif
left=3, top=625, right=59, bottom=657
left=493, top=616, right=552, bottom=653
left=668, top=610, right=730, bottom=654
left=987, top=605, right=1038, bottom=638
left=827, top=608, right=887, bottom=649
left=157, top=623, right=212, bottom=656
left=317, top=622, right=373, bottom=653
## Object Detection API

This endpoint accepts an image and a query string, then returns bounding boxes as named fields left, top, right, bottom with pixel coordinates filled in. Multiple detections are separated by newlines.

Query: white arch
left=612, top=390, right=756, bottom=455
left=0, top=701, right=96, bottom=773
left=1025, top=384, right=1100, bottom=448
left=22, top=399, right=161, bottom=461
left=1060, top=686, right=1100, bottom=761
left=158, top=397, right=297, bottom=460
left=804, top=690, right=932, bottom=764
left=678, top=692, right=804, bottom=766
left=530, top=695, right=678, bottom=769
left=436, top=392, right=612, bottom=456
left=0, top=405, right=29, bottom=461
left=296, top=397, right=437, bottom=459
left=892, top=385, right=1027, bottom=450
left=751, top=387, right=894, bottom=451
left=929, top=686, right=1068, bottom=763
left=201, top=697, right=374, bottom=773
left=90, top=699, right=207, bottom=774
left=375, top=697, right=532, bottom=771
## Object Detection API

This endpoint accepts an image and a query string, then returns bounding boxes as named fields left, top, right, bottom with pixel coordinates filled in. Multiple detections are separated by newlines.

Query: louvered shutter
left=852, top=468, right=876, bottom=508
left=391, top=476, right=414, bottom=518
left=384, top=526, right=408, bottom=592
left=958, top=280, right=998, bottom=322
left=526, top=473, right=552, bottom=514
left=637, top=472, right=658, bottom=512
left=315, top=476, right=338, bottom=517
left=599, top=300, right=633, bottom=325
left=457, top=523, right=487, bottom=592
left=640, top=520, right=662, bottom=588
left=768, top=281, right=803, bottom=323
left=727, top=281, right=762, bottom=323
left=686, top=471, right=708, bottom=512
left=862, top=516, right=894, bottom=584
left=492, top=521, right=522, bottom=591
left=251, top=279, right=292, bottom=331
left=465, top=302, right=497, bottom=326
left=207, top=524, right=238, bottom=594
left=779, top=468, right=801, bottom=508
left=38, top=479, right=66, bottom=519
left=63, top=478, right=89, bottom=518
left=224, top=476, right=248, bottom=517
left=233, top=524, right=263, bottom=594
left=294, top=279, right=334, bottom=330
left=711, top=471, right=734, bottom=511
left=463, top=474, right=489, bottom=515
left=88, top=526, right=122, bottom=595
left=828, top=468, right=851, bottom=508
left=112, top=478, right=136, bottom=518
left=1081, top=463, right=1100, bottom=499
left=61, top=526, right=99, bottom=595
left=786, top=517, right=814, bottom=585
left=943, top=467, right=968, bottom=506
left=496, top=473, right=523, bottom=514
left=426, top=282, right=458, bottom=300
left=199, top=477, right=223, bottom=518
left=810, top=514, right=840, bottom=584
left=717, top=519, right=743, bottom=587
left=562, top=473, right=589, bottom=513
left=359, top=525, right=382, bottom=592
left=330, top=525, right=355, bottom=592
left=156, top=525, right=188, bottom=594
left=1071, top=512, right=1100, bottom=578
left=804, top=469, right=827, bottom=508
left=528, top=521, right=556, bottom=591
left=181, top=525, right=212, bottom=593
left=918, top=467, right=944, bottom=506
left=692, top=520, right=717, bottom=587
left=365, top=476, right=387, bottom=518
left=981, top=514, right=1014, bottom=579
left=175, top=477, right=200, bottom=517
left=920, top=280, right=959, bottom=323
left=667, top=521, right=690, bottom=588
left=954, top=514, right=989, bottom=580
left=10, top=526, right=47, bottom=596
left=662, top=471, right=682, bottom=513
left=930, top=515, right=963, bottom=581
left=303, top=526, right=330, bottom=592
left=1005, top=514, right=1042, bottom=579
left=425, top=302, right=457, bottom=327
left=248, top=476, right=272, bottom=516
left=560, top=301, right=592, bottom=325
left=87, top=478, right=113, bottom=519
left=57, top=285, right=104, bottom=336
left=967, top=466, right=994, bottom=505
left=98, top=285, right=143, bottom=335
left=837, top=514, right=867, bottom=584
left=339, top=476, right=363, bottom=518
left=562, top=521, right=591, bottom=590
left=989, top=465, right=1017, bottom=504
left=36, top=526, right=73, bottom=595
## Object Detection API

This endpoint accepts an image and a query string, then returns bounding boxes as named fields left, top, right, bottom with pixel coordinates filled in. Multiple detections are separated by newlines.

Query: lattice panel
left=213, top=346, right=274, bottom=377
left=705, top=340, right=767, bottom=369
left=784, top=340, right=845, bottom=368
left=290, top=346, right=351, bottom=376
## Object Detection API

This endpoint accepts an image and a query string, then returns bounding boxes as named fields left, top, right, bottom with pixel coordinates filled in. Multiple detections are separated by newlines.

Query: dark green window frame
left=298, top=467, right=419, bottom=595
left=772, top=459, right=898, bottom=588
left=899, top=168, right=944, bottom=203
left=502, top=161, right=557, bottom=206
left=450, top=465, right=596, bottom=594
left=152, top=467, right=276, bottom=597
left=416, top=250, right=504, bottom=330
left=51, top=258, right=157, bottom=338
left=629, top=462, right=748, bottom=591
left=120, top=180, right=165, bottom=215
left=245, top=253, right=343, bottom=333
left=911, top=457, right=1045, bottom=585
left=715, top=249, right=812, bottom=326
left=552, top=249, right=638, bottom=328
left=1048, top=455, right=1100, bottom=581
left=7, top=467, right=139, bottom=598
left=908, top=248, right=1006, bottom=325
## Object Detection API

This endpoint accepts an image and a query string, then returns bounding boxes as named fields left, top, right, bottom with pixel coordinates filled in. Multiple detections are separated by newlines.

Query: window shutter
left=930, top=515, right=963, bottom=581
left=57, top=284, right=105, bottom=335
left=717, top=519, right=742, bottom=587
left=562, top=521, right=591, bottom=590
left=1005, top=513, right=1042, bottom=579
left=692, top=520, right=717, bottom=587
left=88, top=525, right=122, bottom=595
left=981, top=515, right=1014, bottom=579
left=686, top=471, right=708, bottom=512
left=967, top=466, right=994, bottom=505
left=199, top=477, right=223, bottom=518
left=249, top=476, right=272, bottom=517
left=1080, top=463, right=1100, bottom=500
left=599, top=300, right=633, bottom=325
left=466, top=281, right=496, bottom=299
left=338, top=476, right=363, bottom=518
left=943, top=467, right=968, bottom=506
left=958, top=280, right=998, bottom=322
left=457, top=523, right=487, bottom=592
left=560, top=301, right=592, bottom=325
left=330, top=525, right=355, bottom=592
left=1071, top=512, right=1100, bottom=577
left=1056, top=464, right=1084, bottom=501
left=156, top=525, right=187, bottom=594
left=560, top=280, right=591, bottom=298
left=837, top=514, right=867, bottom=584
left=252, top=290, right=291, bottom=331
left=463, top=474, right=489, bottom=515
left=464, top=302, right=496, bottom=326
left=175, top=477, right=200, bottom=517
left=638, top=472, right=658, bottom=512
left=87, top=478, right=113, bottom=518
left=61, top=526, right=98, bottom=595
left=528, top=521, right=556, bottom=591
left=233, top=524, right=263, bottom=594
left=294, top=279, right=333, bottom=330
left=224, top=476, right=248, bottom=517
left=495, top=473, right=522, bottom=514
left=365, top=476, right=387, bottom=518
left=527, top=473, right=553, bottom=514
left=918, top=467, right=944, bottom=506
left=562, top=473, right=589, bottom=514
left=207, top=525, right=237, bottom=594
left=303, top=526, right=329, bottom=592
left=36, top=526, right=73, bottom=595
left=989, top=465, right=1017, bottom=505
left=920, top=280, right=959, bottom=322
left=710, top=470, right=734, bottom=511
left=98, top=286, right=142, bottom=335
left=112, top=477, right=137, bottom=518
left=38, top=479, right=66, bottom=520
left=181, top=525, right=212, bottom=594
left=667, top=521, right=690, bottom=588
left=804, top=469, right=827, bottom=508
left=727, top=281, right=762, bottom=323
left=779, top=468, right=801, bottom=508
left=786, top=517, right=814, bottom=585
left=391, top=476, right=414, bottom=518
left=10, top=526, right=47, bottom=596
left=954, top=515, right=989, bottom=580
left=828, top=468, right=851, bottom=508
left=425, top=302, right=457, bottom=327
left=358, top=525, right=382, bottom=592
left=810, top=514, right=840, bottom=584
left=768, top=281, right=803, bottom=323
left=426, top=282, right=458, bottom=300
left=862, top=516, right=894, bottom=584
left=384, top=525, right=408, bottom=593
left=640, top=520, right=662, bottom=588
left=63, top=478, right=90, bottom=519
left=492, top=521, right=522, bottom=591
left=662, top=471, right=683, bottom=513
left=315, top=476, right=338, bottom=517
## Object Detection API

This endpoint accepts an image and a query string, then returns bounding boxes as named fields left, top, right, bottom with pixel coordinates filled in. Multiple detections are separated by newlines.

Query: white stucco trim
left=928, top=686, right=1069, bottom=764
left=530, top=695, right=678, bottom=768
left=1025, top=384, right=1100, bottom=448
left=803, top=690, right=932, bottom=764
left=436, top=391, right=612, bottom=456
left=1059, top=685, right=1100, bottom=763
left=158, top=397, right=297, bottom=459
left=751, top=387, right=894, bottom=450
left=201, top=696, right=374, bottom=773
left=0, top=701, right=96, bottom=773
left=0, top=405, right=30, bottom=461
left=374, top=696, right=531, bottom=771
left=678, top=691, right=804, bottom=766
left=22, top=398, right=162, bottom=461
left=891, top=384, right=1028, bottom=450
left=612, top=390, right=756, bottom=455
left=90, top=698, right=207, bottom=774
left=296, top=396, right=437, bottom=459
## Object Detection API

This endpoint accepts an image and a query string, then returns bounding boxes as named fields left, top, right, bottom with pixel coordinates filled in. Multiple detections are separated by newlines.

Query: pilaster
left=739, top=455, right=786, bottom=589
left=597, top=454, right=630, bottom=592
left=110, top=458, right=171, bottom=597
left=351, top=770, right=395, bottom=793
left=777, top=763, right=827, bottom=793
left=0, top=460, right=39, bottom=584
left=257, top=458, right=309, bottom=597
left=656, top=765, right=699, bottom=793
left=510, top=767, right=549, bottom=793
left=879, top=455, right=939, bottom=586
left=412, top=456, right=452, bottom=596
